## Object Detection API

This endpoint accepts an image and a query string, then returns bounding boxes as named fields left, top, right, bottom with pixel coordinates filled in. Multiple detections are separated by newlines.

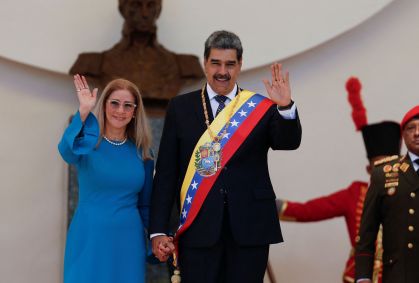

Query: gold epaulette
left=374, top=155, right=399, bottom=166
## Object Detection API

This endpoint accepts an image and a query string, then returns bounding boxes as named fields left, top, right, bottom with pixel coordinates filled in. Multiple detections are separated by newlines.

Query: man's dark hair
left=204, top=30, right=243, bottom=61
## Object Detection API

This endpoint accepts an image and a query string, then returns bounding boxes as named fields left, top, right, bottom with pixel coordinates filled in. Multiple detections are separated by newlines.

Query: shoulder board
left=374, top=155, right=399, bottom=166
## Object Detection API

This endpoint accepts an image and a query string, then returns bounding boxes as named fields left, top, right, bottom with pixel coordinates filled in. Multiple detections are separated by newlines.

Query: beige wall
left=0, top=59, right=77, bottom=282
left=0, top=0, right=418, bottom=282
left=0, top=0, right=393, bottom=73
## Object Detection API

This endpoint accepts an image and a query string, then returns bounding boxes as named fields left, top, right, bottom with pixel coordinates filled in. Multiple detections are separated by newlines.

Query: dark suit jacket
left=149, top=88, right=302, bottom=248
left=355, top=154, right=419, bottom=283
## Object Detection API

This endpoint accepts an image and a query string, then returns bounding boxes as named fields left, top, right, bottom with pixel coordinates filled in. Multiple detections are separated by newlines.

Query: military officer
left=355, top=105, right=419, bottom=283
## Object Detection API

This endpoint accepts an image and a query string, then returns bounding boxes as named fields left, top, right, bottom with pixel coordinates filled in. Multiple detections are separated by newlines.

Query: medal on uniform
left=387, top=187, right=396, bottom=196
left=385, top=182, right=398, bottom=188
left=384, top=163, right=399, bottom=195
left=383, top=165, right=392, bottom=173
left=392, top=163, right=400, bottom=172
left=385, top=172, right=399, bottom=178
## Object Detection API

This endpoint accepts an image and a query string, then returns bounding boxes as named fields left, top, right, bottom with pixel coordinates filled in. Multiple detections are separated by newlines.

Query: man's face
left=204, top=48, right=242, bottom=96
left=122, top=0, right=161, bottom=32
left=403, top=118, right=419, bottom=155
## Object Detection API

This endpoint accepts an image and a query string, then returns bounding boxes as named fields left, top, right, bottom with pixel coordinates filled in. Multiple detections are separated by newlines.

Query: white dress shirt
left=408, top=151, right=419, bottom=172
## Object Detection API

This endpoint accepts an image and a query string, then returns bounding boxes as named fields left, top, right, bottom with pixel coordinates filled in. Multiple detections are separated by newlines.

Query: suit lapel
left=191, top=88, right=213, bottom=133
left=205, top=88, right=215, bottom=123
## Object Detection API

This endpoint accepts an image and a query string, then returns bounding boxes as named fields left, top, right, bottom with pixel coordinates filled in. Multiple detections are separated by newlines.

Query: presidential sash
left=174, top=90, right=274, bottom=248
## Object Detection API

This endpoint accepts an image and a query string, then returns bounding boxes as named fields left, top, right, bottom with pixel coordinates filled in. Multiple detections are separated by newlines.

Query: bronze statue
left=70, top=0, right=204, bottom=116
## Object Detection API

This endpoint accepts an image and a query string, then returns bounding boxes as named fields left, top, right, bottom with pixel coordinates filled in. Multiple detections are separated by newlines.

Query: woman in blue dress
left=58, top=75, right=153, bottom=283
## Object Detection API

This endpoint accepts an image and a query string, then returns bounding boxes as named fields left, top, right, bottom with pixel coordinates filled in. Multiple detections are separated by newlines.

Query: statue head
left=119, top=0, right=162, bottom=33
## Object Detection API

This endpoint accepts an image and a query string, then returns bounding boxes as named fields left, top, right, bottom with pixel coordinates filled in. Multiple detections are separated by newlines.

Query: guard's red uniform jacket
left=281, top=181, right=382, bottom=283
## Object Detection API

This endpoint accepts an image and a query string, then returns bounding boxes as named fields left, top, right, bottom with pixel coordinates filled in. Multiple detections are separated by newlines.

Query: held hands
left=73, top=74, right=98, bottom=122
left=262, top=63, right=292, bottom=107
left=151, top=235, right=175, bottom=262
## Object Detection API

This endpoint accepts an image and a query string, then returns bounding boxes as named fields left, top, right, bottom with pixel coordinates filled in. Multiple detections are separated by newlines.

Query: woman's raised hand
left=73, top=74, right=98, bottom=121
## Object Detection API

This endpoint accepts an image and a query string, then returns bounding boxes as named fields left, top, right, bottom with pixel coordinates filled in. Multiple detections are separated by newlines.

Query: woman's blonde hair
left=94, top=78, right=153, bottom=160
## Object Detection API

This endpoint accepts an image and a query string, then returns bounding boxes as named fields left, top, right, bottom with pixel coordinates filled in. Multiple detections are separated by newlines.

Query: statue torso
left=101, top=44, right=182, bottom=100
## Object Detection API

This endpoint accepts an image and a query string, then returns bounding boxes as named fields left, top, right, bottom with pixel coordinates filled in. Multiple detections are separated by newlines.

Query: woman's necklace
left=103, top=135, right=127, bottom=146
left=200, top=85, right=240, bottom=142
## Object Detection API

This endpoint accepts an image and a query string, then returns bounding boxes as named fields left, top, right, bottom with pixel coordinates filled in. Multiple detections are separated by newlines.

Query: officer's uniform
left=355, top=153, right=419, bottom=283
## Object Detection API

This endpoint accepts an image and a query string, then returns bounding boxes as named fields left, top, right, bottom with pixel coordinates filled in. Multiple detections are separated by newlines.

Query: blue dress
left=58, top=112, right=153, bottom=283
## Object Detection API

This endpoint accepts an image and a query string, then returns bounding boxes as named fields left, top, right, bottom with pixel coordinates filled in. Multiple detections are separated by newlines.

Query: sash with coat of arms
left=173, top=90, right=274, bottom=258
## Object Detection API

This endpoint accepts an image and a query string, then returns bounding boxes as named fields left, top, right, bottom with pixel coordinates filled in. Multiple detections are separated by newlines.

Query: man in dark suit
left=149, top=30, right=302, bottom=283
left=355, top=105, right=419, bottom=283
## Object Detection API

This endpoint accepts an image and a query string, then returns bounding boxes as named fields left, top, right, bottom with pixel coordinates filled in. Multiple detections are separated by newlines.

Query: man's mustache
left=213, top=74, right=231, bottom=80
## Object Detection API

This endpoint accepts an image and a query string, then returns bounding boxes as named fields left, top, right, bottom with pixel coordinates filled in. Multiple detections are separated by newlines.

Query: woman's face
left=105, top=89, right=137, bottom=132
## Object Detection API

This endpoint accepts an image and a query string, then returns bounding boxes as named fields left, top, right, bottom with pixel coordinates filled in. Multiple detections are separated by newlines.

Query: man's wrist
left=277, top=100, right=294, bottom=110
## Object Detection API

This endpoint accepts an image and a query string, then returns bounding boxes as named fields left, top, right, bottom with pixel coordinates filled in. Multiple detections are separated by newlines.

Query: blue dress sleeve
left=58, top=111, right=99, bottom=165
left=138, top=155, right=154, bottom=229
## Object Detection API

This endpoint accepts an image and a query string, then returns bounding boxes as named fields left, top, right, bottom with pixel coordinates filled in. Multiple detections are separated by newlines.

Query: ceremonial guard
left=278, top=78, right=401, bottom=283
